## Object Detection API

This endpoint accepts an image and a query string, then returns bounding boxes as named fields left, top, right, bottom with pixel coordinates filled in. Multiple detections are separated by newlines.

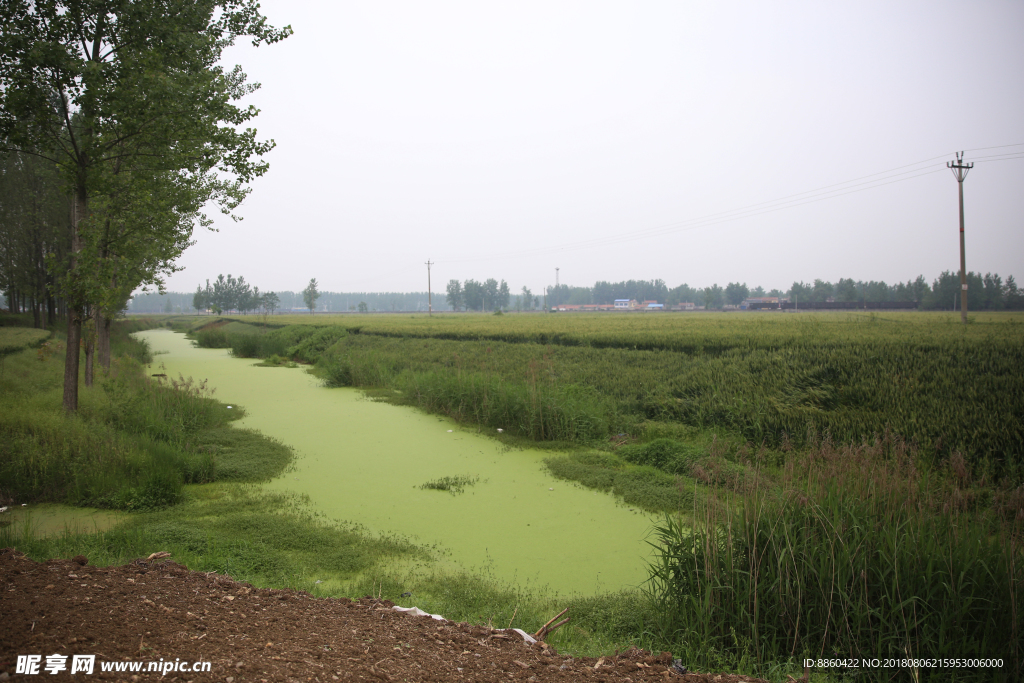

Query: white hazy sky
left=162, top=0, right=1024, bottom=295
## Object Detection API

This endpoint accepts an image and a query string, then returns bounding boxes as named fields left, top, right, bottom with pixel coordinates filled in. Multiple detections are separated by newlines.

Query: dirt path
left=1, top=549, right=768, bottom=682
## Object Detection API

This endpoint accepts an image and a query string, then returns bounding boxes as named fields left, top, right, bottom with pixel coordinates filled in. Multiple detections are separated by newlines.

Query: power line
left=947, top=152, right=973, bottom=325
left=317, top=143, right=1024, bottom=292
left=425, top=259, right=434, bottom=316
left=444, top=166, right=944, bottom=264
left=975, top=155, right=1024, bottom=164
left=438, top=144, right=1023, bottom=266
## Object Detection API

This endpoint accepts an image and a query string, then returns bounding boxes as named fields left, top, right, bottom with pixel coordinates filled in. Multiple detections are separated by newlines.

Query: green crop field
left=243, top=309, right=1019, bottom=349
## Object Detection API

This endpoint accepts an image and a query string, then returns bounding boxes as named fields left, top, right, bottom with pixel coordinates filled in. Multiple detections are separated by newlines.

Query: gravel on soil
left=1, top=548, right=770, bottom=683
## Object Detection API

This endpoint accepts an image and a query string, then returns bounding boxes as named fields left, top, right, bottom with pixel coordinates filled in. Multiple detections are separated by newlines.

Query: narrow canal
left=136, top=329, right=653, bottom=596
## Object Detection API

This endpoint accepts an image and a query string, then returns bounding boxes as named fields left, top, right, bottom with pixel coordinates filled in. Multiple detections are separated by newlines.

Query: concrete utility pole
left=425, top=259, right=433, bottom=316
left=947, top=152, right=973, bottom=324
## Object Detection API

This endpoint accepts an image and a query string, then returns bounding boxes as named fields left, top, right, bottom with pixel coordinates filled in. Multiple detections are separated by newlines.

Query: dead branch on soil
left=534, top=607, right=570, bottom=641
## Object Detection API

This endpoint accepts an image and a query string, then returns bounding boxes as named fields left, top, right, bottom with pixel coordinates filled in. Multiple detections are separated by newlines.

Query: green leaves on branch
left=0, top=0, right=290, bottom=408
left=0, top=0, right=290, bottom=299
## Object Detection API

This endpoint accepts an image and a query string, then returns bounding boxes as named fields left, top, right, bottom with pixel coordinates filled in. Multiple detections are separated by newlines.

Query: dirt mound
left=1, top=549, right=768, bottom=682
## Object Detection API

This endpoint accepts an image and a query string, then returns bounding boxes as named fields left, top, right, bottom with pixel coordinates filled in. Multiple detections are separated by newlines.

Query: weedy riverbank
left=0, top=318, right=290, bottom=510
left=175, top=311, right=1022, bottom=681
left=0, top=315, right=696, bottom=670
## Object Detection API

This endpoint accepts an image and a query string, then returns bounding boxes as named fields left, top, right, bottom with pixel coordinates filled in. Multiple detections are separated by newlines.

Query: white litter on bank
left=391, top=606, right=537, bottom=643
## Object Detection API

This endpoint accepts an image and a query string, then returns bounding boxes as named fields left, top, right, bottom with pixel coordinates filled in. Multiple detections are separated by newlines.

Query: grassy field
left=0, top=326, right=50, bottom=355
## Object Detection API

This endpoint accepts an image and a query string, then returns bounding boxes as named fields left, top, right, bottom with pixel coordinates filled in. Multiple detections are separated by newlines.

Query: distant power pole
left=425, top=259, right=434, bottom=316
left=947, top=152, right=973, bottom=324
left=555, top=267, right=559, bottom=288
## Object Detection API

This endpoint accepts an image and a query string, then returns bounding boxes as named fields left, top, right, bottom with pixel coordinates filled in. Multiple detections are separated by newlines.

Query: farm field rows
left=222, top=310, right=1023, bottom=351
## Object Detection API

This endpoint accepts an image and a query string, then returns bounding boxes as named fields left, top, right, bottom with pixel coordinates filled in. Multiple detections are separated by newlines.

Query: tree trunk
left=96, top=309, right=112, bottom=370
left=84, top=326, right=94, bottom=387
left=63, top=187, right=86, bottom=413
left=63, top=306, right=82, bottom=411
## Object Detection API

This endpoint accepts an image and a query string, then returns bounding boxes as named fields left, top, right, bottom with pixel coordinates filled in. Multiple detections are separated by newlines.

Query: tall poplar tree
left=303, top=278, right=320, bottom=315
left=0, top=0, right=291, bottom=411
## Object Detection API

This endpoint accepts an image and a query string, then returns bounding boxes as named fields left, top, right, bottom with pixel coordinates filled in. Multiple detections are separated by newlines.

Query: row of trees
left=0, top=152, right=71, bottom=328
left=445, top=279, right=511, bottom=312
left=125, top=270, right=1024, bottom=316
left=0, top=0, right=290, bottom=411
left=191, top=276, right=326, bottom=315
left=192, top=275, right=279, bottom=315
left=130, top=289, right=440, bottom=313
left=544, top=274, right=1023, bottom=310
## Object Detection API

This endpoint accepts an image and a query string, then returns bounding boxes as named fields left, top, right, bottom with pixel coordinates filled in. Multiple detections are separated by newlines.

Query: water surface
left=138, top=329, right=653, bottom=595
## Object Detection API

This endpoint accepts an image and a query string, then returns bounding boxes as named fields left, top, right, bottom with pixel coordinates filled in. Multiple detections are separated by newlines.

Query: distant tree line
left=269, top=290, right=452, bottom=313
left=129, top=287, right=452, bottom=313
left=545, top=273, right=1023, bottom=310
left=445, top=279, right=511, bottom=312
left=191, top=274, right=279, bottom=315
left=125, top=270, right=1023, bottom=314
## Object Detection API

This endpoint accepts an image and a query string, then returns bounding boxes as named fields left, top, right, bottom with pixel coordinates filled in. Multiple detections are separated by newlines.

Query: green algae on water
left=134, top=329, right=654, bottom=596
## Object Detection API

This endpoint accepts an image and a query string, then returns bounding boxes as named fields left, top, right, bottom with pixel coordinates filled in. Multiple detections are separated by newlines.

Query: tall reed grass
left=645, top=434, right=1022, bottom=681
left=316, top=347, right=611, bottom=443
left=191, top=322, right=349, bottom=364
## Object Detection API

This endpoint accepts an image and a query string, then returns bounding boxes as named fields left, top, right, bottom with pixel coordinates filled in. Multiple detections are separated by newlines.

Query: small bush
left=230, top=333, right=288, bottom=358
left=317, top=353, right=353, bottom=386
left=618, top=438, right=704, bottom=474
left=192, top=328, right=229, bottom=348
left=287, top=326, right=348, bottom=363
left=544, top=453, right=694, bottom=512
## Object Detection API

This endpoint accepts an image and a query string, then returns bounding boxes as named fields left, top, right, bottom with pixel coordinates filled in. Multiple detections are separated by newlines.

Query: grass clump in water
left=544, top=452, right=695, bottom=512
left=254, top=354, right=298, bottom=368
left=419, top=475, right=480, bottom=495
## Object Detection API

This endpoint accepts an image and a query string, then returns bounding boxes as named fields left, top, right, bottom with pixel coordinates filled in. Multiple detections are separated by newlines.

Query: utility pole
left=947, top=152, right=973, bottom=324
left=425, top=259, right=433, bottom=316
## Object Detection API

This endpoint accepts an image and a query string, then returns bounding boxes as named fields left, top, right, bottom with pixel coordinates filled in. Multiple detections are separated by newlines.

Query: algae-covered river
left=136, top=329, right=653, bottom=596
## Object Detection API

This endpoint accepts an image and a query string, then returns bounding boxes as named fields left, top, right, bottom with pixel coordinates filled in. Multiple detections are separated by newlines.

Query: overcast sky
left=161, top=0, right=1024, bottom=296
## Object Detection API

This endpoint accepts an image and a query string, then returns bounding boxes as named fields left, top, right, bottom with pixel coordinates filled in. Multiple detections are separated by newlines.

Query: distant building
left=741, top=297, right=780, bottom=310
left=672, top=302, right=696, bottom=311
left=614, top=299, right=634, bottom=310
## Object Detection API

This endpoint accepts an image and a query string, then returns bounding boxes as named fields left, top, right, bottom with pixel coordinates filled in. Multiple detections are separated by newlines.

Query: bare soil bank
left=1, top=550, right=767, bottom=683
